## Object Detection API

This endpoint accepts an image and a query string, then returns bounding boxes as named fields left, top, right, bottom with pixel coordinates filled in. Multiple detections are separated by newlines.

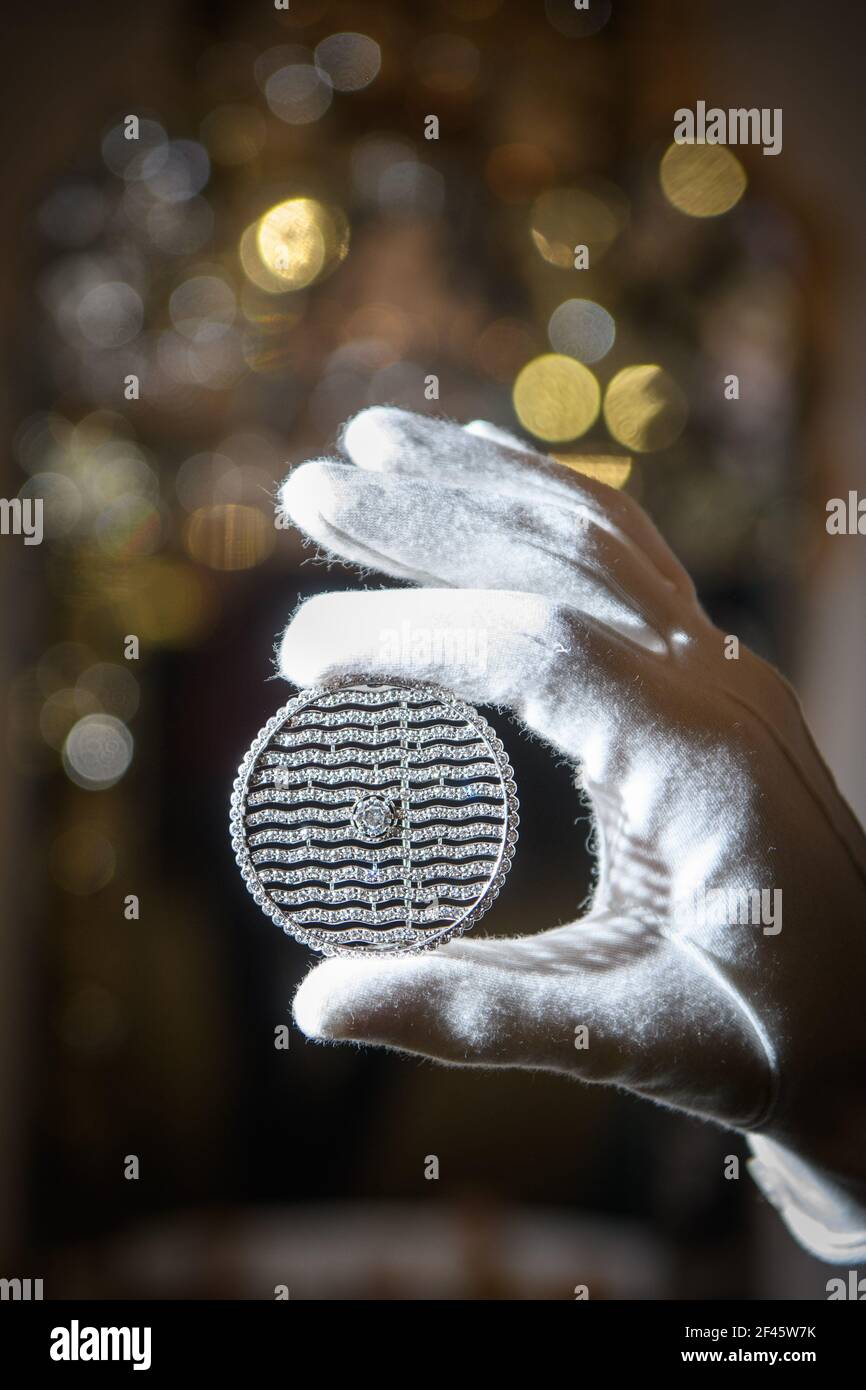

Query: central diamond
left=352, top=795, right=394, bottom=838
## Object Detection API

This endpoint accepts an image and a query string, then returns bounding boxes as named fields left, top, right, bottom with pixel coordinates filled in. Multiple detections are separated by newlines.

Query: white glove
left=276, top=407, right=866, bottom=1263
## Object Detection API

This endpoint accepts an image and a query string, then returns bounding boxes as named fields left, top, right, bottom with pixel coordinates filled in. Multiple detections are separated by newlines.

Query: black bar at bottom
left=0, top=1297, right=861, bottom=1377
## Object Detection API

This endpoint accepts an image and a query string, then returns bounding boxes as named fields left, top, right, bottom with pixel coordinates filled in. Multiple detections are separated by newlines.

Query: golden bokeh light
left=513, top=353, right=600, bottom=442
left=242, top=198, right=349, bottom=294
left=604, top=365, right=688, bottom=452
left=659, top=142, right=747, bottom=218
left=184, top=503, right=275, bottom=571
left=530, top=182, right=628, bottom=267
left=257, top=199, right=326, bottom=288
left=109, top=557, right=214, bottom=645
left=551, top=453, right=633, bottom=489
left=239, top=223, right=291, bottom=293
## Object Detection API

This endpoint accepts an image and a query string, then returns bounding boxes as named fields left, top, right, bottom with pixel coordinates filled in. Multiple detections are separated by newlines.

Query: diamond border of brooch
left=230, top=678, right=519, bottom=957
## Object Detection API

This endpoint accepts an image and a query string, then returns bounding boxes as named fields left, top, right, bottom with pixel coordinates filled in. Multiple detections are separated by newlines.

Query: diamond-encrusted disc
left=230, top=681, right=519, bottom=956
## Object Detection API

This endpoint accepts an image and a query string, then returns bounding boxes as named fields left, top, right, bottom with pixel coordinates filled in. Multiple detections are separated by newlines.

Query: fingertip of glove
left=341, top=405, right=418, bottom=468
left=292, top=957, right=384, bottom=1041
left=292, top=961, right=340, bottom=1039
left=277, top=591, right=347, bottom=686
left=279, top=459, right=349, bottom=533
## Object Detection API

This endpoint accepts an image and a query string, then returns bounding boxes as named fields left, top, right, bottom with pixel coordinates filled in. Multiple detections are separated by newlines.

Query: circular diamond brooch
left=230, top=680, right=519, bottom=956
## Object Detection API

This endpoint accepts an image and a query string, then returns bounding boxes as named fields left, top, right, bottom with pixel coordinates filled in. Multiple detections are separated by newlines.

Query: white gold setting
left=230, top=679, right=519, bottom=957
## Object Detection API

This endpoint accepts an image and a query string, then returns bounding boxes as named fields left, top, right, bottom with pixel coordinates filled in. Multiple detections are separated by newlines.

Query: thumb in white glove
left=276, top=407, right=866, bottom=1264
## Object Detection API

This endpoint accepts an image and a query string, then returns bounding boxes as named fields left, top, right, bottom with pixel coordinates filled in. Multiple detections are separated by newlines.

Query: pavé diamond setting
left=230, top=679, right=519, bottom=956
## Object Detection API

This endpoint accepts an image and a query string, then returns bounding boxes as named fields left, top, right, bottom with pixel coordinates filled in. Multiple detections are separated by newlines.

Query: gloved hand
left=277, top=406, right=866, bottom=1263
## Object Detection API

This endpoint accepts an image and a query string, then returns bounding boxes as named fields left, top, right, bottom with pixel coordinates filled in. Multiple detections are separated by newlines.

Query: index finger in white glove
left=341, top=407, right=696, bottom=599
left=280, top=461, right=677, bottom=651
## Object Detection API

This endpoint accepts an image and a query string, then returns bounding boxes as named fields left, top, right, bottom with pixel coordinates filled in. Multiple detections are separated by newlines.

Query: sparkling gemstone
left=353, top=795, right=392, bottom=837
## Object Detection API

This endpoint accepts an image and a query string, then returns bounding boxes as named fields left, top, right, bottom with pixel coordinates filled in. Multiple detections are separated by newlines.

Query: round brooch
left=230, top=680, right=518, bottom=956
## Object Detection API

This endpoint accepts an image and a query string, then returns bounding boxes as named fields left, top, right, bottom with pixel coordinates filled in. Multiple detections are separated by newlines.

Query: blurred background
left=1, top=0, right=865, bottom=1299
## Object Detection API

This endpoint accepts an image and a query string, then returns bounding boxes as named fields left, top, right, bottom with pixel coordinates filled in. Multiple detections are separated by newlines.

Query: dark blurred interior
left=1, top=0, right=865, bottom=1299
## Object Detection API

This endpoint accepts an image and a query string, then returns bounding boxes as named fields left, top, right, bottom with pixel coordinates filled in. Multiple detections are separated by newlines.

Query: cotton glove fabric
left=277, top=407, right=866, bottom=1262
